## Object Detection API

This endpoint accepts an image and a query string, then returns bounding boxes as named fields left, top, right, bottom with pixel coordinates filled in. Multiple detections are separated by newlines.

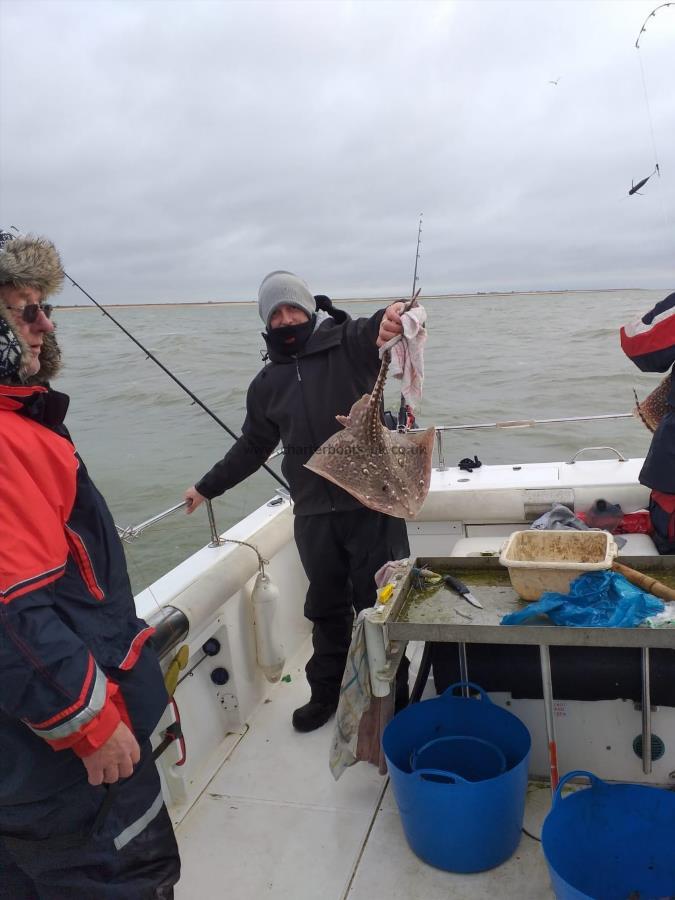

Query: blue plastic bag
left=501, top=570, right=664, bottom=628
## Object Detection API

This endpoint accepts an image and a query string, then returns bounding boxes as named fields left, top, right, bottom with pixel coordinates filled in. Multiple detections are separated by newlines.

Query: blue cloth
left=501, top=571, right=664, bottom=628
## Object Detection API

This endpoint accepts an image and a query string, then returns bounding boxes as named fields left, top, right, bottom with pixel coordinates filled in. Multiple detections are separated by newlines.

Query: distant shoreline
left=56, top=287, right=657, bottom=310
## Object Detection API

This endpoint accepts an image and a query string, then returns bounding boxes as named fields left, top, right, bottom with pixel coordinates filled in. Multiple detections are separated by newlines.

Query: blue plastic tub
left=382, top=681, right=531, bottom=873
left=542, top=770, right=675, bottom=899
left=410, top=735, right=507, bottom=782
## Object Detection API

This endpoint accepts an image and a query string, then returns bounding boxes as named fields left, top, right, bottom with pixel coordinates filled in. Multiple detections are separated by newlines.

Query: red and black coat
left=0, top=384, right=167, bottom=805
left=621, top=291, right=675, bottom=495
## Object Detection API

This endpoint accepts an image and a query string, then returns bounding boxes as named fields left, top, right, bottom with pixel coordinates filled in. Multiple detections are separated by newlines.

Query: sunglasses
left=6, top=303, right=53, bottom=324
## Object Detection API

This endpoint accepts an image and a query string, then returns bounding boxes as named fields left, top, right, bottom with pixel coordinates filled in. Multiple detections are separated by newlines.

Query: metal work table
left=382, top=556, right=675, bottom=791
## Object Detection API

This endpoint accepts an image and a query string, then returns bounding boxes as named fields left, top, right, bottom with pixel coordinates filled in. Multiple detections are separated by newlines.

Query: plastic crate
left=499, top=530, right=618, bottom=601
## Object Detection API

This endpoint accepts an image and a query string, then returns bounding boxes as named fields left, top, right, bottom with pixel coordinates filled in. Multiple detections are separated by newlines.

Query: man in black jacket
left=185, top=271, right=410, bottom=732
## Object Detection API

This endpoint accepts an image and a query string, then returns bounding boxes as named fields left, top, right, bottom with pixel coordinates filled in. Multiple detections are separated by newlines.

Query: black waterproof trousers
left=294, top=508, right=410, bottom=706
left=0, top=744, right=180, bottom=900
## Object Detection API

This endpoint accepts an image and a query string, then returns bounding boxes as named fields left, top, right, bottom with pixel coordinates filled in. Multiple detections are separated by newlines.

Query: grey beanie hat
left=258, top=270, right=315, bottom=329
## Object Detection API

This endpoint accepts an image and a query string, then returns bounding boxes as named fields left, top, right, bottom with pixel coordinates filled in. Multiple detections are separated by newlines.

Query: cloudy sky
left=1, top=0, right=673, bottom=303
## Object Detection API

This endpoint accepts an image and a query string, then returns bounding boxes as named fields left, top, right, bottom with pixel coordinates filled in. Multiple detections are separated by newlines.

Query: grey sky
left=1, top=0, right=673, bottom=304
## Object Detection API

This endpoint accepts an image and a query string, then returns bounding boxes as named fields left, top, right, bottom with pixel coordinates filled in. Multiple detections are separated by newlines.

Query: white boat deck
left=174, top=638, right=554, bottom=899
left=160, top=458, right=663, bottom=897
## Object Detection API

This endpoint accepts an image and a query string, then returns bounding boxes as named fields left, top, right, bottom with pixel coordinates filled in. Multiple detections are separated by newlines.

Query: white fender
left=251, top=572, right=285, bottom=683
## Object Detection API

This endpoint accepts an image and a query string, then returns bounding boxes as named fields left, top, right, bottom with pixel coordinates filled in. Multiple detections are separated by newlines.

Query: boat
left=127, top=422, right=675, bottom=898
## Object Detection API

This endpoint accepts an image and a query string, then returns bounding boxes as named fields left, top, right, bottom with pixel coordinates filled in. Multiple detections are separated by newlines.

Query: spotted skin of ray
left=305, top=348, right=435, bottom=518
left=634, top=373, right=671, bottom=433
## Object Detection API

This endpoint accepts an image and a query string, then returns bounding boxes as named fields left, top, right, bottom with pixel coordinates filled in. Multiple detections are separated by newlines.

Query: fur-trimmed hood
left=0, top=235, right=65, bottom=384
left=0, top=235, right=65, bottom=298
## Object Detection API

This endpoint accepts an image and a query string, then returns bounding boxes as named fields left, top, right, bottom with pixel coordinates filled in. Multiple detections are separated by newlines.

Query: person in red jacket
left=621, top=291, right=675, bottom=553
left=0, top=235, right=180, bottom=898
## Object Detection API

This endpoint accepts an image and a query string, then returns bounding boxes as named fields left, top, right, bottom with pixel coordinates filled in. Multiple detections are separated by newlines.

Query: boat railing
left=428, top=412, right=633, bottom=470
left=123, top=495, right=281, bottom=660
left=567, top=446, right=627, bottom=464
left=267, top=411, right=634, bottom=472
left=116, top=498, right=226, bottom=548
left=117, top=412, right=634, bottom=540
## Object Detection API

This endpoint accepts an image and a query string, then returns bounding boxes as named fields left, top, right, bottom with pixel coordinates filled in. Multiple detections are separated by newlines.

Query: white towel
left=329, top=612, right=371, bottom=780
left=329, top=559, right=410, bottom=780
left=329, top=612, right=394, bottom=781
left=385, top=305, right=427, bottom=410
left=374, top=557, right=411, bottom=589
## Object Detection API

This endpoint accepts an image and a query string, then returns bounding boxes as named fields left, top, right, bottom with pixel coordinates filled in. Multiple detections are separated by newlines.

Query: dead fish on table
left=304, top=318, right=435, bottom=518
left=411, top=567, right=483, bottom=608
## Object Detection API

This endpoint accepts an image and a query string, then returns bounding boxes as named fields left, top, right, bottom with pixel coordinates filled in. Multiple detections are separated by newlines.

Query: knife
left=442, top=573, right=484, bottom=609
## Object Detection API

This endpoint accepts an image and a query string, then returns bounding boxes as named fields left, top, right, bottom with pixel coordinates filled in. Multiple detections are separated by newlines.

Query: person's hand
left=82, top=721, right=141, bottom=786
left=184, top=486, right=206, bottom=515
left=377, top=301, right=406, bottom=348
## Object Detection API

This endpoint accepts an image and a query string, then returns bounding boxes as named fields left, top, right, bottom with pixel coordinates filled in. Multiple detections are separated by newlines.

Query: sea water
left=53, top=290, right=663, bottom=592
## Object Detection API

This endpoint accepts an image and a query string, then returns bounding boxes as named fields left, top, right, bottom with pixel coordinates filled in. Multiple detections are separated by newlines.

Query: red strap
left=652, top=490, right=675, bottom=514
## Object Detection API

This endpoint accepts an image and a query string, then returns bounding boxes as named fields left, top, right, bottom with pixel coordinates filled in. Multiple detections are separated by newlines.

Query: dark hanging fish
left=628, top=165, right=659, bottom=196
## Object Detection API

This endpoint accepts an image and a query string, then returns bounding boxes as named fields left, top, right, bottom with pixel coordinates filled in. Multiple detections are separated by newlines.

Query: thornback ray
left=633, top=373, right=671, bottom=433
left=304, top=344, right=435, bottom=518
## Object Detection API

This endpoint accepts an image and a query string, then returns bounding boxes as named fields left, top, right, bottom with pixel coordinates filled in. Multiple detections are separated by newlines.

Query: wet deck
left=174, top=638, right=553, bottom=899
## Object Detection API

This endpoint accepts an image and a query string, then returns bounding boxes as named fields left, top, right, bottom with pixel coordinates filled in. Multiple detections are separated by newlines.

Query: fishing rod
left=635, top=1, right=673, bottom=48
left=64, top=272, right=289, bottom=490
left=396, top=214, right=424, bottom=431
left=2, top=228, right=283, bottom=483
left=411, top=212, right=423, bottom=297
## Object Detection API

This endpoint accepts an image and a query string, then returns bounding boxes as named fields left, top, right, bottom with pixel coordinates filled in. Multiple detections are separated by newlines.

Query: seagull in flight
left=548, top=76, right=562, bottom=85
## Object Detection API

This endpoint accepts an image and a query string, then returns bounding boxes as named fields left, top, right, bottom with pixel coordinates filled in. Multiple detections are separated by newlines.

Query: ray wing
left=305, top=393, right=435, bottom=518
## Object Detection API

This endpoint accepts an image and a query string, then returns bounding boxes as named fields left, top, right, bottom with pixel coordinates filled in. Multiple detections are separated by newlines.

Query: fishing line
left=634, top=2, right=673, bottom=233
left=64, top=272, right=289, bottom=491
left=636, top=53, right=660, bottom=170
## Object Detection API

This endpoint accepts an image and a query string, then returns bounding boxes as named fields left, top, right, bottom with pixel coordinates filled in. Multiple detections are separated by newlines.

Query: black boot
left=292, top=699, right=337, bottom=732
left=394, top=653, right=410, bottom=712
left=395, top=678, right=410, bottom=713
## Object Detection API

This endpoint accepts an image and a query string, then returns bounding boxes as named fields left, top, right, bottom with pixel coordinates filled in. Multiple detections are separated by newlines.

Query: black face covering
left=265, top=315, right=316, bottom=356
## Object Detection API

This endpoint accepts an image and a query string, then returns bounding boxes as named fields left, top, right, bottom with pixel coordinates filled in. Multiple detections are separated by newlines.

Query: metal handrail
left=206, top=499, right=226, bottom=547
left=416, top=412, right=634, bottom=472
left=427, top=412, right=633, bottom=433
left=116, top=498, right=225, bottom=545
left=116, top=501, right=187, bottom=541
left=567, top=446, right=627, bottom=464
left=115, top=411, right=636, bottom=541
left=264, top=412, right=634, bottom=466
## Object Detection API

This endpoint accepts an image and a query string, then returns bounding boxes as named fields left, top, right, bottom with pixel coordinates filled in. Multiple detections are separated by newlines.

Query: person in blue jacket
left=0, top=235, right=180, bottom=898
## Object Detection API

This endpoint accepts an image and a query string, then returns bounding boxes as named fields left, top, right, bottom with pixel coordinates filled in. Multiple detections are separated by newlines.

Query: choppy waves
left=55, top=289, right=664, bottom=590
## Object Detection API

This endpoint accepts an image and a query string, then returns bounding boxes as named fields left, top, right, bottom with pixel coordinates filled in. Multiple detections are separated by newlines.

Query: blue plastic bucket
left=382, top=681, right=531, bottom=873
left=410, top=735, right=507, bottom=782
left=542, top=770, right=675, bottom=899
